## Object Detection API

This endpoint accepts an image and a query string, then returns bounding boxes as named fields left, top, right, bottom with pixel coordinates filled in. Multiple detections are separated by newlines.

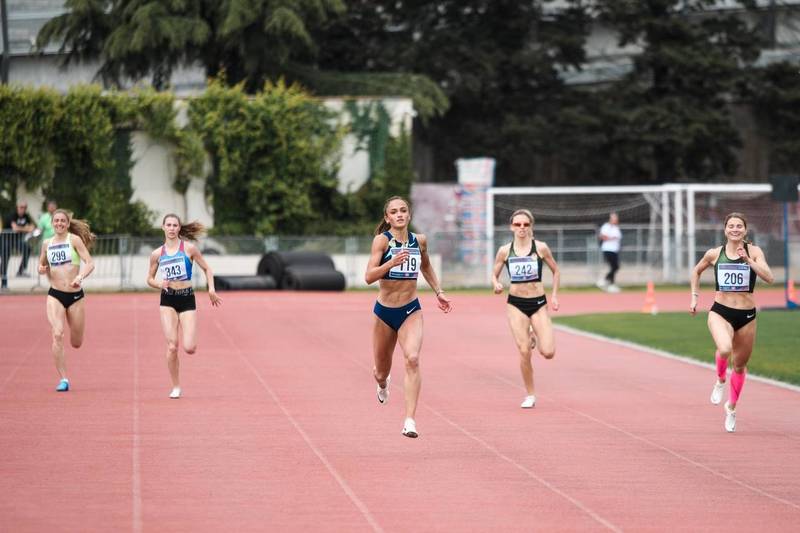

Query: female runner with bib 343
left=492, top=209, right=560, bottom=409
left=365, top=196, right=453, bottom=438
left=690, top=212, right=773, bottom=432
left=147, top=214, right=222, bottom=399
left=37, top=209, right=95, bottom=392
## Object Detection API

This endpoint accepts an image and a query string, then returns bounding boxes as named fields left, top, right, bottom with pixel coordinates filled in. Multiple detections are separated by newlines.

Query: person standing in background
left=38, top=199, right=58, bottom=241
left=2, top=201, right=37, bottom=286
left=597, top=212, right=622, bottom=293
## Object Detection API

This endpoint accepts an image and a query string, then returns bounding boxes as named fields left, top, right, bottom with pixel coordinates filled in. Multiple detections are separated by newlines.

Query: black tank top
left=505, top=240, right=543, bottom=284
left=714, top=244, right=755, bottom=293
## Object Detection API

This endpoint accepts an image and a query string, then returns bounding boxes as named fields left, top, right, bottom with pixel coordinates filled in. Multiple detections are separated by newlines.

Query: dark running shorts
left=710, top=301, right=756, bottom=331
left=507, top=294, right=548, bottom=318
left=373, top=298, right=421, bottom=331
left=160, top=287, right=196, bottom=314
left=48, top=287, right=85, bottom=310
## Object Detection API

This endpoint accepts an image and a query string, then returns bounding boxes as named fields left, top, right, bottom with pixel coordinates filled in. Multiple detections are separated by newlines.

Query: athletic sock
left=730, top=369, right=746, bottom=406
left=715, top=351, right=728, bottom=382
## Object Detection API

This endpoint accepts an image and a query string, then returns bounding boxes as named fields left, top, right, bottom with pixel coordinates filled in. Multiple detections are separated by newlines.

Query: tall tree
left=36, top=0, right=447, bottom=118
left=748, top=61, right=800, bottom=175
left=317, top=0, right=590, bottom=183
left=585, top=0, right=763, bottom=183
left=38, top=0, right=343, bottom=91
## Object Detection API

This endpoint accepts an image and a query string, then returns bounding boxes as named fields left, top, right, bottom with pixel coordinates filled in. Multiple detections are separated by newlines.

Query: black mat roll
left=257, top=251, right=336, bottom=285
left=280, top=266, right=346, bottom=291
left=215, top=275, right=277, bottom=291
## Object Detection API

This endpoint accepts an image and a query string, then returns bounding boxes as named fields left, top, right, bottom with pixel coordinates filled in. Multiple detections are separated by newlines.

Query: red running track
left=1, top=289, right=798, bottom=532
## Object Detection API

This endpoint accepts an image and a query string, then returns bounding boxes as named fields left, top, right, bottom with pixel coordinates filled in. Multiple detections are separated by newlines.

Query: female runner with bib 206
left=492, top=209, right=560, bottom=408
left=147, top=214, right=222, bottom=399
left=37, top=209, right=95, bottom=392
left=690, top=212, right=773, bottom=432
left=365, top=196, right=453, bottom=438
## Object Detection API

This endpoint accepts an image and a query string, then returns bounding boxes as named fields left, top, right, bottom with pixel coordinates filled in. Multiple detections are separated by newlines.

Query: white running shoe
left=596, top=279, right=608, bottom=290
left=377, top=375, right=390, bottom=404
left=710, top=380, right=725, bottom=405
left=169, top=387, right=181, bottom=399
left=606, top=284, right=621, bottom=293
left=724, top=402, right=736, bottom=433
left=528, top=326, right=537, bottom=351
left=520, top=395, right=537, bottom=409
left=402, top=418, right=418, bottom=438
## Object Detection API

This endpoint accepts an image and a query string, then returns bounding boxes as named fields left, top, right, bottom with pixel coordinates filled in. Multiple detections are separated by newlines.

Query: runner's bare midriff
left=714, top=291, right=755, bottom=310
left=48, top=264, right=80, bottom=293
left=509, top=280, right=546, bottom=299
left=378, top=279, right=418, bottom=307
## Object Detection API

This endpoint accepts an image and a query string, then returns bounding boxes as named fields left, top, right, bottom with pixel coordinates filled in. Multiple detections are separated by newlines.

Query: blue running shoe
left=56, top=379, right=70, bottom=392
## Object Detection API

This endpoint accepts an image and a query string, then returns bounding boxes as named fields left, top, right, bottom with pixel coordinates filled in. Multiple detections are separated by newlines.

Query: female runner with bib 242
left=492, top=209, right=560, bottom=409
left=690, top=212, right=773, bottom=432
left=37, top=209, right=95, bottom=392
left=147, top=214, right=222, bottom=399
left=365, top=196, right=453, bottom=438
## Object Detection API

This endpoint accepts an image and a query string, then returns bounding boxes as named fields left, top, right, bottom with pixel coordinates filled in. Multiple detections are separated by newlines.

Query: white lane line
left=1, top=334, right=43, bottom=394
left=421, top=401, right=622, bottom=531
left=132, top=298, right=142, bottom=533
left=299, top=322, right=620, bottom=532
left=478, top=352, right=800, bottom=512
left=214, top=319, right=384, bottom=533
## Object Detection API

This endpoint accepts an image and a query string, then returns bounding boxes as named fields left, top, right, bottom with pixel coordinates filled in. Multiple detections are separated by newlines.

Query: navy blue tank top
left=380, top=231, right=421, bottom=280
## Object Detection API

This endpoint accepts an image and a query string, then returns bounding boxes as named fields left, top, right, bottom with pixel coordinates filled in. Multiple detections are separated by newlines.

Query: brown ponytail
left=374, top=196, right=411, bottom=236
left=162, top=213, right=205, bottom=241
left=54, top=209, right=96, bottom=250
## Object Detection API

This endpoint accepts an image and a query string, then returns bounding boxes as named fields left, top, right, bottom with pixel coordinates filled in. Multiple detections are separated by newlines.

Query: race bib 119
left=388, top=247, right=421, bottom=280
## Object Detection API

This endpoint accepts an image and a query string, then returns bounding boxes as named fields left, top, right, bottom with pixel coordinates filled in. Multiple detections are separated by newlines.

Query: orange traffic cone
left=641, top=281, right=658, bottom=315
left=789, top=279, right=798, bottom=305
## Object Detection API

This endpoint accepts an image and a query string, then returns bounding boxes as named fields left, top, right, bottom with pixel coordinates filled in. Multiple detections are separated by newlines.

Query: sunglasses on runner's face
left=512, top=222, right=530, bottom=227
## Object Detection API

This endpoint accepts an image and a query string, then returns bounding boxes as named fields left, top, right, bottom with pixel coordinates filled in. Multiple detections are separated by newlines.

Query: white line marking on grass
left=554, top=324, right=800, bottom=394
left=214, top=320, right=384, bottom=533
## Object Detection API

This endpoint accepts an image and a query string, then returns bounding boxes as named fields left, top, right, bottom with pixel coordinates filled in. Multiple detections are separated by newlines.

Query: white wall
left=17, top=96, right=414, bottom=227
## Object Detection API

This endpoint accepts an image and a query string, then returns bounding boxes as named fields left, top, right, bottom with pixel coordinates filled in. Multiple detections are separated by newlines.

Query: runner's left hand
left=436, top=292, right=453, bottom=313
left=209, top=290, right=223, bottom=307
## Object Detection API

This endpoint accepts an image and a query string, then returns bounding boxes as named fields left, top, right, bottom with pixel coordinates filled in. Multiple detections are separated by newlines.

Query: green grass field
left=554, top=311, right=800, bottom=386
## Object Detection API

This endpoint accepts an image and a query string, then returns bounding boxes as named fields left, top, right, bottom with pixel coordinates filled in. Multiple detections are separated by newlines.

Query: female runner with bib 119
left=492, top=209, right=560, bottom=409
left=365, top=196, right=453, bottom=438
left=37, top=209, right=95, bottom=392
left=690, top=212, right=773, bottom=432
left=147, top=214, right=222, bottom=399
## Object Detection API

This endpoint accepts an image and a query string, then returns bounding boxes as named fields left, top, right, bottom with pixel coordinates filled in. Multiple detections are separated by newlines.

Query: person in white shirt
left=597, top=212, right=622, bottom=293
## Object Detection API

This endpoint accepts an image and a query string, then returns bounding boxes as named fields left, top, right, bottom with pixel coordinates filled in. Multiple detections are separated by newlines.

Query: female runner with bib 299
left=365, top=196, right=453, bottom=438
left=147, top=214, right=222, bottom=399
left=492, top=209, right=560, bottom=409
left=690, top=212, right=773, bottom=432
left=37, top=209, right=95, bottom=392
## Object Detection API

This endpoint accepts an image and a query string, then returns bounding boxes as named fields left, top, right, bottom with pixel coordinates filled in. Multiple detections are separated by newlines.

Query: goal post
left=487, top=183, right=800, bottom=298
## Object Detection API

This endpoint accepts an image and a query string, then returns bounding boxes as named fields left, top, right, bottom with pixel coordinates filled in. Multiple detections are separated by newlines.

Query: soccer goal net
left=486, top=184, right=799, bottom=296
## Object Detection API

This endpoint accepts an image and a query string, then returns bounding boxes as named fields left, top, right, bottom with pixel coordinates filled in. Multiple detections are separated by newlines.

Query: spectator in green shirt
left=38, top=200, right=58, bottom=240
